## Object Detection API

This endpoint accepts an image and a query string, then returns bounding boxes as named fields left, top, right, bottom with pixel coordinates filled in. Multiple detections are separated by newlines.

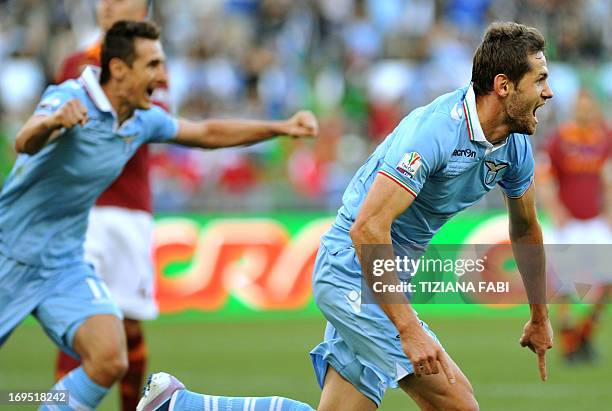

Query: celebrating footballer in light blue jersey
left=0, top=67, right=177, bottom=268
left=309, top=23, right=554, bottom=411
left=136, top=22, right=555, bottom=411
left=0, top=21, right=317, bottom=411
left=323, top=84, right=535, bottom=251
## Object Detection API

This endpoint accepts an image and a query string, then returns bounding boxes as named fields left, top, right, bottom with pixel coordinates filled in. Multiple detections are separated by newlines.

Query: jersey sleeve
left=378, top=112, right=449, bottom=197
left=33, top=84, right=77, bottom=116
left=499, top=134, right=535, bottom=198
left=143, top=106, right=179, bottom=143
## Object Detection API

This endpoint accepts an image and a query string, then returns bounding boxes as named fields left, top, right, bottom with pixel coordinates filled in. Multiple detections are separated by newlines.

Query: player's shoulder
left=505, top=132, right=534, bottom=163
left=136, top=104, right=172, bottom=121
left=508, top=132, right=532, bottom=149
left=396, top=87, right=467, bottom=143
left=429, top=87, right=468, bottom=117
left=37, top=79, right=86, bottom=110
left=134, top=105, right=176, bottom=135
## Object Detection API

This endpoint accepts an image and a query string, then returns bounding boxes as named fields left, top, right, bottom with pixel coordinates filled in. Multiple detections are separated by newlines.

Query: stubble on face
left=504, top=89, right=536, bottom=135
left=503, top=52, right=548, bottom=136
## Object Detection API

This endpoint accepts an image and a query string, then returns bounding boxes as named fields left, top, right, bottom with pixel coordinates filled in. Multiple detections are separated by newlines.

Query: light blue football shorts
left=0, top=253, right=122, bottom=358
left=310, top=243, right=441, bottom=406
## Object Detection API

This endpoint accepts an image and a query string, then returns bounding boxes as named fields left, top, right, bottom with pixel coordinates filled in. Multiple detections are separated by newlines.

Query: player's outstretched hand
left=284, top=110, right=318, bottom=139
left=519, top=318, right=553, bottom=381
left=400, top=325, right=456, bottom=385
left=49, top=99, right=88, bottom=130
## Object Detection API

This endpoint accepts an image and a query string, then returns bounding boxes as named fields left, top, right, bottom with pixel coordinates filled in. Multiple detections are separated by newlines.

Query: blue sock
left=39, top=367, right=109, bottom=411
left=173, top=390, right=314, bottom=411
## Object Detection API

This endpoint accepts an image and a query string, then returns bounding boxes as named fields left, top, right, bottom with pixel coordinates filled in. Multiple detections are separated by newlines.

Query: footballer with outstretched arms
left=0, top=21, right=317, bottom=411
left=54, top=2, right=169, bottom=409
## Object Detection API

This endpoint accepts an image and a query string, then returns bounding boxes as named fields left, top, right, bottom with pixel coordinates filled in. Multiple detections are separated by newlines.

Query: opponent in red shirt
left=538, top=88, right=612, bottom=363
left=55, top=1, right=163, bottom=410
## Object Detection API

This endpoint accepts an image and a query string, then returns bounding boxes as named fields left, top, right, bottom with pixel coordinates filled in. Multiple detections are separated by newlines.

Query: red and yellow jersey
left=56, top=41, right=170, bottom=213
left=544, top=121, right=611, bottom=220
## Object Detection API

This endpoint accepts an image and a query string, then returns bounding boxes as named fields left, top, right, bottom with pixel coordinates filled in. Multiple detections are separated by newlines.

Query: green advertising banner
left=154, top=211, right=537, bottom=320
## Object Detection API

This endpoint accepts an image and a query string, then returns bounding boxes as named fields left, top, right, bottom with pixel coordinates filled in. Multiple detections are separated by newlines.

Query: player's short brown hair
left=471, top=22, right=545, bottom=97
left=100, top=20, right=160, bottom=84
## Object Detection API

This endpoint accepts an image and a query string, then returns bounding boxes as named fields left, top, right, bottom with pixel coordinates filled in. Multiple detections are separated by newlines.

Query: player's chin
left=522, top=124, right=537, bottom=135
left=526, top=118, right=538, bottom=135
left=138, top=99, right=152, bottom=110
left=514, top=118, right=537, bottom=135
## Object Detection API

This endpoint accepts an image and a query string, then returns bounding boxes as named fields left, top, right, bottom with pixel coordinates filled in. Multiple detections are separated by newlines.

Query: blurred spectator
left=1, top=0, right=611, bottom=211
left=537, top=88, right=612, bottom=364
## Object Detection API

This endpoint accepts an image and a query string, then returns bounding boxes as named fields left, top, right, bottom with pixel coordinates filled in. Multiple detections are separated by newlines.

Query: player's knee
left=85, top=341, right=128, bottom=382
left=99, top=350, right=128, bottom=382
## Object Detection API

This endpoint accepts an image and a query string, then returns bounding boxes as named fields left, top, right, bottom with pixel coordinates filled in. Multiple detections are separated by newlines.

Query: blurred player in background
left=54, top=1, right=164, bottom=410
left=138, top=22, right=553, bottom=411
left=0, top=20, right=317, bottom=411
left=538, top=89, right=612, bottom=363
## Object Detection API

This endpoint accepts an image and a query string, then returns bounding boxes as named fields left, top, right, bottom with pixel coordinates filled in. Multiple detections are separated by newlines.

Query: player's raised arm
left=171, top=110, right=318, bottom=149
left=14, top=99, right=88, bottom=155
left=505, top=184, right=553, bottom=381
left=350, top=174, right=456, bottom=384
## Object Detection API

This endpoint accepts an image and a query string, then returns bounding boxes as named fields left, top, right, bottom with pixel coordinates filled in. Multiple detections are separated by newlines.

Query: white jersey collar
left=462, top=84, right=508, bottom=151
left=79, top=66, right=115, bottom=114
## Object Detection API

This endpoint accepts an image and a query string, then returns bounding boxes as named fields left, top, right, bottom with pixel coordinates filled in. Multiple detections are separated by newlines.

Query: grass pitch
left=0, top=314, right=610, bottom=410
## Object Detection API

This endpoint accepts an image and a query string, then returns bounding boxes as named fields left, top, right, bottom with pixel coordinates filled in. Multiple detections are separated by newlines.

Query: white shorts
left=547, top=216, right=612, bottom=245
left=84, top=206, right=158, bottom=320
left=544, top=217, right=612, bottom=297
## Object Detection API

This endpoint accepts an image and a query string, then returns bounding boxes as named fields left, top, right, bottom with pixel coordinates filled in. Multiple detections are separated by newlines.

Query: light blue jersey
left=311, top=85, right=535, bottom=405
left=322, top=85, right=534, bottom=252
left=0, top=66, right=178, bottom=356
left=0, top=66, right=178, bottom=268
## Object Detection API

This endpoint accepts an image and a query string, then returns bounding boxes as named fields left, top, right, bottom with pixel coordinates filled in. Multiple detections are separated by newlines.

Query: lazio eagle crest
left=484, top=160, right=509, bottom=185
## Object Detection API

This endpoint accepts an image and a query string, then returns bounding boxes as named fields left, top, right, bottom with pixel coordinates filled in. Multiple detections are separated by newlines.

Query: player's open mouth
left=145, top=87, right=154, bottom=99
left=532, top=103, right=544, bottom=124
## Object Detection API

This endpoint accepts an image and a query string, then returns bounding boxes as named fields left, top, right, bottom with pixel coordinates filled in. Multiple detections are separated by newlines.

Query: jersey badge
left=484, top=160, right=509, bottom=184
left=397, top=152, right=422, bottom=178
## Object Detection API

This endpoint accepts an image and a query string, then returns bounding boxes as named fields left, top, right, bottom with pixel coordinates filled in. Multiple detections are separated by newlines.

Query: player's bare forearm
left=507, top=185, right=547, bottom=307
left=349, top=221, right=420, bottom=332
left=174, top=111, right=318, bottom=149
left=197, top=119, right=288, bottom=148
left=528, top=303, right=549, bottom=323
left=350, top=220, right=456, bottom=382
left=512, top=224, right=552, bottom=381
left=510, top=221, right=547, bottom=308
left=15, top=99, right=88, bottom=155
left=507, top=186, right=553, bottom=380
left=349, top=173, right=423, bottom=332
left=15, top=115, right=61, bottom=155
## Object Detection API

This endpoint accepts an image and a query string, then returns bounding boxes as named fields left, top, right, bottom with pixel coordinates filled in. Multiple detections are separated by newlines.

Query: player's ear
left=493, top=74, right=511, bottom=97
left=108, top=58, right=128, bottom=81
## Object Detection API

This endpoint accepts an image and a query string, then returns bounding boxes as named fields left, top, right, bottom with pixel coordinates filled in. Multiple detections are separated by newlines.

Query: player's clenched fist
left=48, top=99, right=89, bottom=130
left=284, top=110, right=319, bottom=139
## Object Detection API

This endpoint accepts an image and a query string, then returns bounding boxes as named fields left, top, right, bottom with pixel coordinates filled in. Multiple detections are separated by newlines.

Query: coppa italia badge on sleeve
left=396, top=152, right=422, bottom=178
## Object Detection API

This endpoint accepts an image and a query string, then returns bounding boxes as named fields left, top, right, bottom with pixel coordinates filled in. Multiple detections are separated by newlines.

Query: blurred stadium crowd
left=0, top=0, right=610, bottom=211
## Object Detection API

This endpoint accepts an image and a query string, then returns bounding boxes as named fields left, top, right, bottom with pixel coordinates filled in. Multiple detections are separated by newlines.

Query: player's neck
left=475, top=94, right=511, bottom=145
left=101, top=82, right=135, bottom=125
